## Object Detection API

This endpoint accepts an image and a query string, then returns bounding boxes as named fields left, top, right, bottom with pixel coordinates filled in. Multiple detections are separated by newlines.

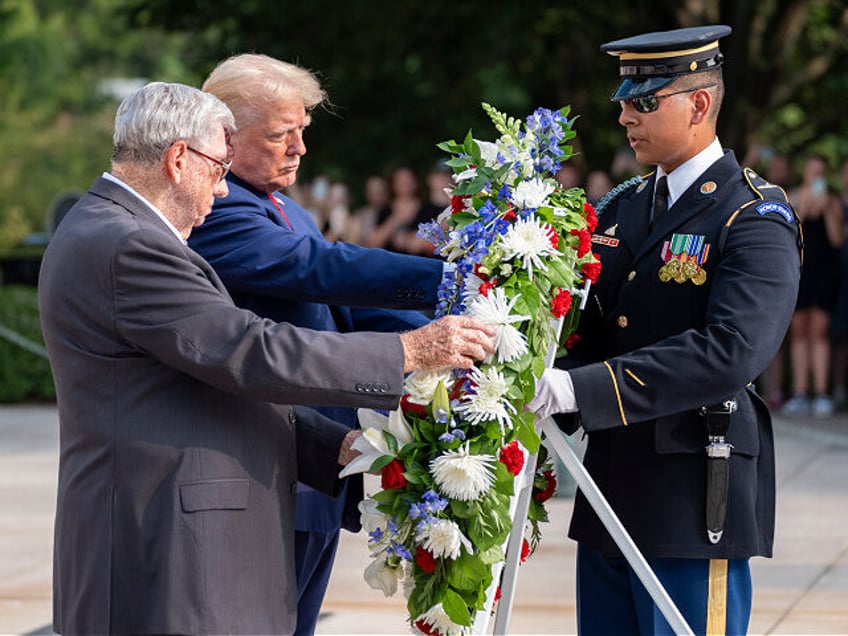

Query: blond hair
left=202, top=53, right=327, bottom=126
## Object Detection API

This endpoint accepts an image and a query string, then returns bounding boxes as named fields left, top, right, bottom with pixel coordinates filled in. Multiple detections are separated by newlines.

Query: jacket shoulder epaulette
left=594, top=175, right=645, bottom=217
left=742, top=167, right=789, bottom=204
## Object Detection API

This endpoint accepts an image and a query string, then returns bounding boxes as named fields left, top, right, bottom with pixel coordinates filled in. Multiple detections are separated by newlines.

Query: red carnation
left=570, top=228, right=591, bottom=258
left=503, top=207, right=516, bottom=222
left=584, top=202, right=598, bottom=232
left=565, top=333, right=581, bottom=349
left=479, top=279, right=497, bottom=297
left=546, top=225, right=560, bottom=249
left=473, top=263, right=489, bottom=280
left=551, top=288, right=572, bottom=318
left=582, top=258, right=602, bottom=284
left=534, top=469, right=557, bottom=502
left=450, top=195, right=466, bottom=214
left=381, top=458, right=407, bottom=490
left=520, top=538, right=531, bottom=563
left=400, top=394, right=428, bottom=418
left=499, top=440, right=525, bottom=475
left=414, top=619, right=441, bottom=636
left=415, top=546, right=437, bottom=573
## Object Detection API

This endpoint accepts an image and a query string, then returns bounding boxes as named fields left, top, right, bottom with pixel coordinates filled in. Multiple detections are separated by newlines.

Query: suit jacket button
left=355, top=383, right=364, bottom=391
left=290, top=481, right=298, bottom=494
left=627, top=271, right=636, bottom=282
left=288, top=410, right=297, bottom=425
left=617, top=315, right=629, bottom=328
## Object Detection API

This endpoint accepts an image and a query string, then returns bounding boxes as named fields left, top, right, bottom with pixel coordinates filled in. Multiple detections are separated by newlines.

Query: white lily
left=338, top=408, right=413, bottom=478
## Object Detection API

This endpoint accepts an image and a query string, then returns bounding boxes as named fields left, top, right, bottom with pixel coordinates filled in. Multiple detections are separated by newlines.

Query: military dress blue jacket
left=559, top=151, right=801, bottom=560
left=189, top=173, right=443, bottom=532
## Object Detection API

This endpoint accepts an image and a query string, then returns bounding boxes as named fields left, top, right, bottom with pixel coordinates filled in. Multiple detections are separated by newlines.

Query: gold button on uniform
left=617, top=315, right=628, bottom=328
left=627, top=271, right=636, bottom=281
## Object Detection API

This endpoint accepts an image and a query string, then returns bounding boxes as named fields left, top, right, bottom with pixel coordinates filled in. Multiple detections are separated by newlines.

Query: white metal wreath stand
left=471, top=308, right=694, bottom=636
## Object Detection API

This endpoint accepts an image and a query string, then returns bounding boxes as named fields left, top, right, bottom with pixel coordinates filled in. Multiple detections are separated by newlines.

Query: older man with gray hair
left=39, top=81, right=493, bottom=635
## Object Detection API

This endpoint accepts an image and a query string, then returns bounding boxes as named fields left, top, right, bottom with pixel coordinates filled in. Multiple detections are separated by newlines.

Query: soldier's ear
left=690, top=88, right=712, bottom=125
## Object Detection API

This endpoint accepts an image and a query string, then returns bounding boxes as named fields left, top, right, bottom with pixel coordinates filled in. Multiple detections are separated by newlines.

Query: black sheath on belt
left=700, top=398, right=736, bottom=544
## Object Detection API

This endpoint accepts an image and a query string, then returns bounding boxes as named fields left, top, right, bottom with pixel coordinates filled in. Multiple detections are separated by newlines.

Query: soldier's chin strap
left=701, top=398, right=737, bottom=544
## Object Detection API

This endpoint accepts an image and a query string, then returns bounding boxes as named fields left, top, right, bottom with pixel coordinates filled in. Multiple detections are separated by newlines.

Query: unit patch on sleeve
left=756, top=201, right=793, bottom=223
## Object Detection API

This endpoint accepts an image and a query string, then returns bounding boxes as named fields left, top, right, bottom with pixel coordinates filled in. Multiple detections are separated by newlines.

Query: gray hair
left=202, top=54, right=327, bottom=127
left=112, top=82, right=236, bottom=163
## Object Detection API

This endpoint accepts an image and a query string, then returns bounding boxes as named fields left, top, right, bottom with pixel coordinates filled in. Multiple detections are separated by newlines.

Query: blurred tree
left=126, top=0, right=848, bottom=193
left=0, top=0, right=195, bottom=241
left=0, top=0, right=845, bottom=234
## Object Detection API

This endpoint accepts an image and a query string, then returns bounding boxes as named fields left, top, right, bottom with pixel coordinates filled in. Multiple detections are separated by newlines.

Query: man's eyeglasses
left=619, top=83, right=718, bottom=114
left=187, top=146, right=232, bottom=182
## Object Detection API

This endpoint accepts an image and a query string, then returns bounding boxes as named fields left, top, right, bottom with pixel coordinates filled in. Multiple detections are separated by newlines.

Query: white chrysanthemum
left=339, top=408, right=413, bottom=478
left=513, top=177, right=556, bottom=210
left=465, top=288, right=530, bottom=363
left=499, top=215, right=557, bottom=280
left=430, top=444, right=496, bottom=501
left=415, top=603, right=469, bottom=636
left=417, top=518, right=473, bottom=560
left=404, top=369, right=454, bottom=405
left=364, top=552, right=403, bottom=597
left=455, top=366, right=516, bottom=428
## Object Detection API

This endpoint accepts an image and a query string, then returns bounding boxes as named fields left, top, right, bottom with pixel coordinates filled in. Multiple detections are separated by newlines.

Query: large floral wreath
left=340, top=103, right=600, bottom=635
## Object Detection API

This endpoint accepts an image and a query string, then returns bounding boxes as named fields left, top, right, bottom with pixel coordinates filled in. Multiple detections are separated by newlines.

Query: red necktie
left=268, top=193, right=293, bottom=229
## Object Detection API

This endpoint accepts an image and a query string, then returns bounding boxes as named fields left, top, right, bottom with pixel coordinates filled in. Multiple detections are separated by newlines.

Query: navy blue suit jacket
left=189, top=173, right=444, bottom=532
left=560, top=152, right=801, bottom=560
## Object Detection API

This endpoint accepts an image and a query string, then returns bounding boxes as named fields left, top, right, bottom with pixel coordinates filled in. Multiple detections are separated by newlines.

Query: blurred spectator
left=555, top=163, right=582, bottom=189
left=831, top=158, right=848, bottom=409
left=346, top=174, right=390, bottom=246
left=585, top=169, right=613, bottom=205
left=395, top=165, right=452, bottom=257
left=366, top=166, right=427, bottom=252
left=324, top=181, right=351, bottom=242
left=759, top=154, right=796, bottom=409
left=610, top=145, right=643, bottom=180
left=782, top=155, right=844, bottom=418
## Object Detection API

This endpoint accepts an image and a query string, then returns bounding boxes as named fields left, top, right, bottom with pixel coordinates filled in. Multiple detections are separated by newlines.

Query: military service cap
left=601, top=25, right=731, bottom=100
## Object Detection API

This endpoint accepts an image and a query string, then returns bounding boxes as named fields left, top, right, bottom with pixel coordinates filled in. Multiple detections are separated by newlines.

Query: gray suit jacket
left=38, top=177, right=405, bottom=635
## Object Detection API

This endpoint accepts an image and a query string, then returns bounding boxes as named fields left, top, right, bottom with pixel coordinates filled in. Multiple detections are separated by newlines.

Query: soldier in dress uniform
left=530, top=25, right=802, bottom=634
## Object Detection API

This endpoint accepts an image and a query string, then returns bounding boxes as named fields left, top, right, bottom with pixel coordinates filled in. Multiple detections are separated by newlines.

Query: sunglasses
left=619, top=82, right=718, bottom=114
left=187, top=146, right=232, bottom=182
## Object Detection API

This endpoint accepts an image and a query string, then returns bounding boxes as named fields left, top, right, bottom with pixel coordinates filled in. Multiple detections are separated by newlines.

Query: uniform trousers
left=576, top=544, right=752, bottom=635
left=294, top=529, right=341, bottom=635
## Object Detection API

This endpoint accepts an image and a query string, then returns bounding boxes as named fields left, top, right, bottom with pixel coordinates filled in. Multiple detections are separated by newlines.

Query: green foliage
left=0, top=286, right=54, bottom=402
left=0, top=0, right=196, bottom=244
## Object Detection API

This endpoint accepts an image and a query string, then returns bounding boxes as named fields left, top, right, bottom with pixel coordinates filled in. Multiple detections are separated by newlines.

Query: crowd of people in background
left=285, top=145, right=644, bottom=256
left=751, top=152, right=848, bottom=419
left=286, top=148, right=848, bottom=420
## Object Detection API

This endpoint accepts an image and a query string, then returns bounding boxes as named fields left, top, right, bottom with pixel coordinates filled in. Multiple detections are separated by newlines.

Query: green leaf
left=442, top=587, right=473, bottom=626
left=446, top=552, right=489, bottom=591
left=478, top=544, right=505, bottom=565
left=369, top=454, right=394, bottom=472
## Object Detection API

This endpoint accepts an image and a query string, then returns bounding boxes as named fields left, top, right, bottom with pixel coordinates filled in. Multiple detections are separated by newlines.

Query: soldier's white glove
left=528, top=368, right=578, bottom=420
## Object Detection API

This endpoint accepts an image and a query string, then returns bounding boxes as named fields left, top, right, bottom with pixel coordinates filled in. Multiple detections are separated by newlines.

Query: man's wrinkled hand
left=338, top=430, right=362, bottom=466
left=399, top=316, right=496, bottom=372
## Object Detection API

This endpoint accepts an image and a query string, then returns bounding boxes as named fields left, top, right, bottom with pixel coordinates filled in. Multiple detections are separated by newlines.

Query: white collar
left=657, top=137, right=723, bottom=207
left=102, top=172, right=185, bottom=243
